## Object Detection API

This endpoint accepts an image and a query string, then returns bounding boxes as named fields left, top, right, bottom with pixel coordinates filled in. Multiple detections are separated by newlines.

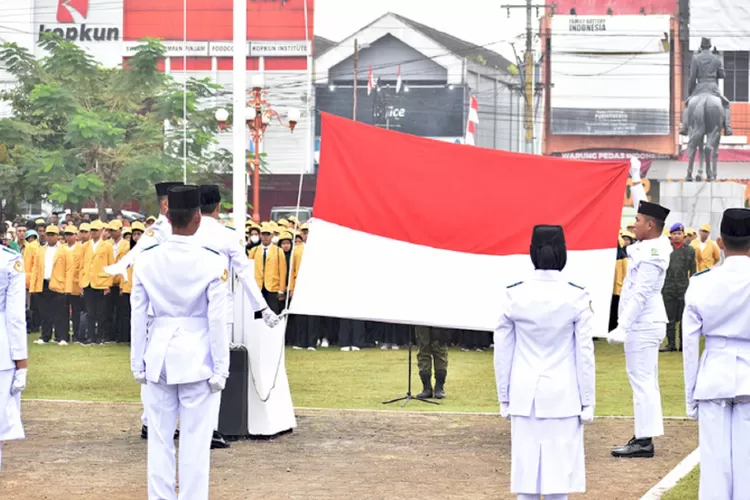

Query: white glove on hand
left=607, top=326, right=627, bottom=344
left=11, top=368, right=27, bottom=394
left=262, top=308, right=280, bottom=328
left=208, top=374, right=227, bottom=393
left=133, top=371, right=147, bottom=385
left=686, top=401, right=699, bottom=420
left=500, top=402, right=510, bottom=421
left=629, top=157, right=642, bottom=183
left=580, top=406, right=595, bottom=424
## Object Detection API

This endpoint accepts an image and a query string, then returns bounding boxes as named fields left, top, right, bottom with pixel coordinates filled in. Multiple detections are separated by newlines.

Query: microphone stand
left=382, top=332, right=439, bottom=407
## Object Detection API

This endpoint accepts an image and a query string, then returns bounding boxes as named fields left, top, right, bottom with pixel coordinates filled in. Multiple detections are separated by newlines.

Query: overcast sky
left=314, top=0, right=533, bottom=61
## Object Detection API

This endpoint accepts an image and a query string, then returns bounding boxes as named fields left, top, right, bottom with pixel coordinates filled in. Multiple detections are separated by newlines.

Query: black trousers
left=108, top=285, right=121, bottom=342
left=39, top=282, right=69, bottom=343
left=664, top=294, right=686, bottom=348
left=338, top=318, right=366, bottom=348
left=262, top=289, right=282, bottom=314
left=28, top=291, right=42, bottom=332
left=69, top=294, right=84, bottom=342
left=84, top=287, right=109, bottom=343
left=117, top=292, right=131, bottom=343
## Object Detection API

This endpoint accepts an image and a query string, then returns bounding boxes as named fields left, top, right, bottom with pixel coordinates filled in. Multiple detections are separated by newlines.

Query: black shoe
left=416, top=371, right=433, bottom=399
left=211, top=431, right=230, bottom=449
left=434, top=369, right=447, bottom=399
left=174, top=429, right=180, bottom=440
left=659, top=344, right=677, bottom=352
left=612, top=437, right=654, bottom=458
left=141, top=425, right=148, bottom=439
left=725, top=127, right=733, bottom=136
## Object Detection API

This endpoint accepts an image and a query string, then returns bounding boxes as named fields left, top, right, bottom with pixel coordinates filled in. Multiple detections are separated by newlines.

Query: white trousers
left=518, top=495, right=568, bottom=500
left=0, top=368, right=24, bottom=475
left=624, top=326, right=665, bottom=439
left=145, top=373, right=220, bottom=500
left=698, top=398, right=750, bottom=500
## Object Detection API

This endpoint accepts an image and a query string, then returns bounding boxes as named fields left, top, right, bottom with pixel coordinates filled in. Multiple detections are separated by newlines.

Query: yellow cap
left=63, top=225, right=78, bottom=234
left=45, top=225, right=60, bottom=235
left=288, top=215, right=299, bottom=223
left=260, top=223, right=274, bottom=234
left=79, top=223, right=91, bottom=232
left=90, top=220, right=104, bottom=230
left=122, top=227, right=132, bottom=234
left=278, top=218, right=289, bottom=226
left=131, top=221, right=145, bottom=232
left=700, top=224, right=711, bottom=232
left=686, top=227, right=696, bottom=236
left=107, top=219, right=123, bottom=230
left=300, top=223, right=309, bottom=231
left=622, top=230, right=636, bottom=240
left=146, top=216, right=157, bottom=223
left=35, top=218, right=45, bottom=225
left=278, top=231, right=293, bottom=242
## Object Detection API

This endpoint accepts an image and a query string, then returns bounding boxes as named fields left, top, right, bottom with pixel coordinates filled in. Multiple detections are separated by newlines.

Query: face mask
left=250, top=235, right=259, bottom=244
left=271, top=236, right=279, bottom=244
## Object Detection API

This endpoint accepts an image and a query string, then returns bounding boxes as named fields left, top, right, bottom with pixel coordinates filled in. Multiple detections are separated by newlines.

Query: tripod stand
left=382, top=334, right=439, bottom=407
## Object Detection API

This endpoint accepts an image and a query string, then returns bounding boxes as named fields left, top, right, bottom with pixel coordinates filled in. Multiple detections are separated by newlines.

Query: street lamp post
left=215, top=74, right=299, bottom=223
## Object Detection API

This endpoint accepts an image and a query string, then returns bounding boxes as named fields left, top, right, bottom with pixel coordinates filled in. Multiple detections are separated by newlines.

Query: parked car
left=80, top=208, right=145, bottom=222
left=270, top=206, right=312, bottom=223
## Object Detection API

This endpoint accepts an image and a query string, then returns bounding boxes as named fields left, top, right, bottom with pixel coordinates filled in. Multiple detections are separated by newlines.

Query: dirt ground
left=1, top=401, right=697, bottom=500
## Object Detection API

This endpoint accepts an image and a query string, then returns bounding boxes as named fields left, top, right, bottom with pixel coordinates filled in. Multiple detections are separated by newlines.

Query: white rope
left=182, top=0, right=188, bottom=184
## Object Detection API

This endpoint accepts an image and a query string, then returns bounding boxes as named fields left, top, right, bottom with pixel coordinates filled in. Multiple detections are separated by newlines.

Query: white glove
left=607, top=326, right=627, bottom=344
left=103, top=262, right=129, bottom=281
left=262, top=308, right=280, bottom=328
left=11, top=368, right=27, bottom=394
left=686, top=401, right=699, bottom=420
left=499, top=402, right=510, bottom=421
left=580, top=405, right=595, bottom=424
left=629, top=157, right=642, bottom=183
left=133, top=371, right=147, bottom=385
left=208, top=374, right=227, bottom=393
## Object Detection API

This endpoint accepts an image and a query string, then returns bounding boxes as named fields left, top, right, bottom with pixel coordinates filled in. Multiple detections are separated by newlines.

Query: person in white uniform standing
left=131, top=185, right=229, bottom=500
left=683, top=208, right=750, bottom=499
left=0, top=246, right=28, bottom=474
left=494, top=225, right=596, bottom=500
left=608, top=157, right=673, bottom=458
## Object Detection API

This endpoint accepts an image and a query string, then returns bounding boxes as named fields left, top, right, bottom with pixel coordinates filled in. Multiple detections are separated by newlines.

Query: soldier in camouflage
left=660, top=223, right=697, bottom=352
left=415, top=326, right=448, bottom=399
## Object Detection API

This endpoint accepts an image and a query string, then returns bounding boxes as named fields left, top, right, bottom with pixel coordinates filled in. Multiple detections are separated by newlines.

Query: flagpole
left=232, top=0, right=247, bottom=234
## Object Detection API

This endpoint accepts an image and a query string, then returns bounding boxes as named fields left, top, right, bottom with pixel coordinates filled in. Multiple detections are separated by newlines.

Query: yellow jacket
left=613, top=257, right=627, bottom=296
left=121, top=266, right=134, bottom=294
left=248, top=244, right=287, bottom=293
left=23, top=240, right=39, bottom=289
left=65, top=243, right=85, bottom=295
left=80, top=239, right=115, bottom=290
left=289, top=244, right=304, bottom=292
left=692, top=238, right=721, bottom=272
left=111, top=239, right=130, bottom=287
left=30, top=244, right=72, bottom=294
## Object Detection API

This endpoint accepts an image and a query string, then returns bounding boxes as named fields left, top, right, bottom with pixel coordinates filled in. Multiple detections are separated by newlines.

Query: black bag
left=217, top=345, right=250, bottom=438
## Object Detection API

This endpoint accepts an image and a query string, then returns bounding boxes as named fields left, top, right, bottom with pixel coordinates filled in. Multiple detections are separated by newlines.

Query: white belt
left=150, top=317, right=209, bottom=330
left=704, top=336, right=750, bottom=351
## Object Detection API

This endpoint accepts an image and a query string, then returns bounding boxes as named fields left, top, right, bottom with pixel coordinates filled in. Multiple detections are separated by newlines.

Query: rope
left=182, top=0, right=188, bottom=184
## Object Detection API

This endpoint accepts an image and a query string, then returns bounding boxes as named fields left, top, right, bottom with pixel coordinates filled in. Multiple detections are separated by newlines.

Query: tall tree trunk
left=98, top=192, right=108, bottom=222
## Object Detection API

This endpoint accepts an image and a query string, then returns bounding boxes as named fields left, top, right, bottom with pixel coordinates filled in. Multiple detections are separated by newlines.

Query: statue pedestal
left=660, top=181, right=746, bottom=231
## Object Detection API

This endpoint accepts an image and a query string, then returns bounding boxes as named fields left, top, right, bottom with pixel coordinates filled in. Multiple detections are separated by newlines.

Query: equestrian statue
left=681, top=37, right=731, bottom=182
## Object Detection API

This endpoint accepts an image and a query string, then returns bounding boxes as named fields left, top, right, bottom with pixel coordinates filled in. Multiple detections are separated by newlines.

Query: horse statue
left=685, top=93, right=723, bottom=182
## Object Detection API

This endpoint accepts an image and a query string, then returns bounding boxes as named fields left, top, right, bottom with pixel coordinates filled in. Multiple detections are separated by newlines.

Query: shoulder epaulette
left=224, top=225, right=236, bottom=231
left=506, top=281, right=523, bottom=289
left=1, top=246, right=19, bottom=255
left=143, top=244, right=159, bottom=253
left=693, top=268, right=711, bottom=277
left=202, top=246, right=220, bottom=256
left=568, top=282, right=585, bottom=290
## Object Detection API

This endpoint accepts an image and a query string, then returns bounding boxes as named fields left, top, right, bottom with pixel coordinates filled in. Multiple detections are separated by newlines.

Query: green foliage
left=0, top=35, right=232, bottom=219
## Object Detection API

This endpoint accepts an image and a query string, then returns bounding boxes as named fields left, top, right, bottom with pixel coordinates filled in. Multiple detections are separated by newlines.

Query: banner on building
left=689, top=1, right=750, bottom=52
left=314, top=85, right=466, bottom=138
left=550, top=15, right=671, bottom=136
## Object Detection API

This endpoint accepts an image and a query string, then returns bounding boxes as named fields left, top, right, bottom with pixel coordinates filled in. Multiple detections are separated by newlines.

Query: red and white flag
left=465, top=94, right=479, bottom=145
left=290, top=113, right=628, bottom=334
left=395, top=65, right=402, bottom=93
left=367, top=65, right=375, bottom=95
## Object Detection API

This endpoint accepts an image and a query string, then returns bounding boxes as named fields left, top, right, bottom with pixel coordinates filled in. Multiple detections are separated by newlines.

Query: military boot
left=611, top=436, right=654, bottom=458
left=434, top=370, right=447, bottom=399
left=679, top=111, right=689, bottom=136
left=416, top=371, right=433, bottom=399
left=724, top=105, right=733, bottom=136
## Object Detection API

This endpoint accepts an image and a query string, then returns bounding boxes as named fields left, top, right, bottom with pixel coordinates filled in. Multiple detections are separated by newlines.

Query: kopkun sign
left=38, top=24, right=120, bottom=42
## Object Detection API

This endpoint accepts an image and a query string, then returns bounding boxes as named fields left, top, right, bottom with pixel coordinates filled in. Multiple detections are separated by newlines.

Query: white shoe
left=58, top=340, right=68, bottom=346
left=316, top=339, right=322, bottom=347
left=461, top=348, right=470, bottom=352
left=292, top=346, right=303, bottom=350
left=391, top=345, right=399, bottom=350
left=50, top=339, right=58, bottom=344
left=34, top=339, right=46, bottom=345
left=351, top=346, right=361, bottom=351
left=307, top=347, right=316, bottom=351
left=475, top=348, right=483, bottom=352
left=321, top=338, right=329, bottom=348
left=381, top=343, right=390, bottom=350
left=341, top=346, right=351, bottom=352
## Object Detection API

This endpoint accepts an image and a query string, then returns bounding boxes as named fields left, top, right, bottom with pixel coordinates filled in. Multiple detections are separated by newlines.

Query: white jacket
left=0, top=247, right=27, bottom=371
left=494, top=270, right=596, bottom=418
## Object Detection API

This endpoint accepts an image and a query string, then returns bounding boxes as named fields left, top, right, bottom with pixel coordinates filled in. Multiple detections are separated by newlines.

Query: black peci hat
left=638, top=201, right=670, bottom=223
left=720, top=208, right=750, bottom=239
left=155, top=182, right=184, bottom=198
left=167, top=185, right=201, bottom=210
left=199, top=185, right=222, bottom=206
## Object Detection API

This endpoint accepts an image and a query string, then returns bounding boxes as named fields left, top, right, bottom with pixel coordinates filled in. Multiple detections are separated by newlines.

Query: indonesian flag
left=367, top=65, right=375, bottom=95
left=395, top=65, right=402, bottom=93
left=290, top=113, right=629, bottom=335
left=465, top=94, right=479, bottom=145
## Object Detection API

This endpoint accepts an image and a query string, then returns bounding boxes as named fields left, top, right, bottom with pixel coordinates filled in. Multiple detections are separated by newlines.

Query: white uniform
left=194, top=216, right=267, bottom=312
left=0, top=247, right=27, bottom=472
left=683, top=256, right=750, bottom=500
left=494, top=270, right=595, bottom=498
left=130, top=235, right=228, bottom=500
left=618, top=182, right=672, bottom=439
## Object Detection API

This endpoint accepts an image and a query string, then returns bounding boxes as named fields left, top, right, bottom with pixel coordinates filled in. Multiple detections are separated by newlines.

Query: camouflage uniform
left=415, top=326, right=448, bottom=399
left=661, top=244, right=697, bottom=350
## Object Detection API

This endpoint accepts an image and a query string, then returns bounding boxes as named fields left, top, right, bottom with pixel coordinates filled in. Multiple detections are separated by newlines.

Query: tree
left=0, top=35, right=231, bottom=220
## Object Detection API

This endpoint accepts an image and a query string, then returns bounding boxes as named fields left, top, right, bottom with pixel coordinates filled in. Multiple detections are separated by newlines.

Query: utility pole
left=502, top=1, right=555, bottom=154
left=353, top=38, right=359, bottom=121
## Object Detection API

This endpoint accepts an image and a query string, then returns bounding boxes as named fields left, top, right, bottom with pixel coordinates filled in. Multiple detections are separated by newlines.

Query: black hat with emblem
left=199, top=185, right=222, bottom=206
left=720, top=208, right=750, bottom=239
left=638, top=201, right=670, bottom=223
left=167, top=185, right=201, bottom=210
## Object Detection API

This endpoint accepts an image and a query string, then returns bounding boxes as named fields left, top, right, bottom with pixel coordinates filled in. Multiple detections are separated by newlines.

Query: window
left=724, top=51, right=749, bottom=102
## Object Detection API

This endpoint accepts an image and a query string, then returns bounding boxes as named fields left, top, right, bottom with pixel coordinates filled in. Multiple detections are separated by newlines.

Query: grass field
left=662, top=466, right=699, bottom=500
